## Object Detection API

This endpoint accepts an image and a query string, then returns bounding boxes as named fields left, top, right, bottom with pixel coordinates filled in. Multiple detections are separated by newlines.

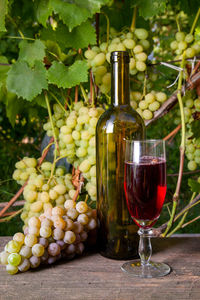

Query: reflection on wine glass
left=121, top=139, right=171, bottom=278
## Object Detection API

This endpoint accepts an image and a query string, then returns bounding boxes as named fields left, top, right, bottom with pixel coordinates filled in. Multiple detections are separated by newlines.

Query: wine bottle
left=96, top=51, right=145, bottom=259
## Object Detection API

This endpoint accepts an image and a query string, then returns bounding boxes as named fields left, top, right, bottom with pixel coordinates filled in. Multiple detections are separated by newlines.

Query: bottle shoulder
left=97, top=105, right=144, bottom=127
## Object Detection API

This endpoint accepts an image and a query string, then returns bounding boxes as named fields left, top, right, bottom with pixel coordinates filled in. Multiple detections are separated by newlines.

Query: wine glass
left=121, top=139, right=171, bottom=278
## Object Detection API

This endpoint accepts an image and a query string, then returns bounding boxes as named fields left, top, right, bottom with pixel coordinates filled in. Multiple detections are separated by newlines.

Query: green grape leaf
left=6, top=93, right=23, bottom=127
left=50, top=0, right=89, bottom=31
left=19, top=39, right=46, bottom=67
left=134, top=0, right=166, bottom=19
left=41, top=21, right=96, bottom=50
left=7, top=61, right=48, bottom=101
left=47, top=60, right=88, bottom=88
left=73, top=0, right=111, bottom=15
left=50, top=0, right=110, bottom=31
left=36, top=0, right=53, bottom=27
left=188, top=179, right=200, bottom=193
left=0, top=0, right=8, bottom=32
left=33, top=93, right=47, bottom=108
left=0, top=56, right=10, bottom=87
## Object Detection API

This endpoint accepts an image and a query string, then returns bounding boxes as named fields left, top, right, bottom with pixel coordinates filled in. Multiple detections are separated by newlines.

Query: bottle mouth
left=110, top=51, right=130, bottom=63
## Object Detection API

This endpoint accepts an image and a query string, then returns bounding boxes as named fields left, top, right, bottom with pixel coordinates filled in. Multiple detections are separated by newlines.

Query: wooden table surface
left=1, top=235, right=200, bottom=300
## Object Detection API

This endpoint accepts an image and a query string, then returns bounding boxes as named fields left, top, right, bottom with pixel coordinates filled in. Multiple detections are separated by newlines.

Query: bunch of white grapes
left=130, top=90, right=167, bottom=120
left=170, top=31, right=200, bottom=59
left=43, top=102, right=104, bottom=201
left=84, top=28, right=151, bottom=94
left=12, top=157, right=77, bottom=226
left=174, top=92, right=200, bottom=125
left=173, top=91, right=200, bottom=171
left=0, top=202, right=97, bottom=275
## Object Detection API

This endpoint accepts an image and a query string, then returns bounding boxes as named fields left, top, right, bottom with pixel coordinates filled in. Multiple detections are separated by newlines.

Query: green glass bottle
left=96, top=51, right=145, bottom=259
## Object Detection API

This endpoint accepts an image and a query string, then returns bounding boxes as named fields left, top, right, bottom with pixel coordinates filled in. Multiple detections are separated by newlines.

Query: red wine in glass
left=124, top=156, right=167, bottom=228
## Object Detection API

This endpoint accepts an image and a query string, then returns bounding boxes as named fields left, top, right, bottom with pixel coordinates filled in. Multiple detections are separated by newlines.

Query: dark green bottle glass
left=96, top=51, right=145, bottom=259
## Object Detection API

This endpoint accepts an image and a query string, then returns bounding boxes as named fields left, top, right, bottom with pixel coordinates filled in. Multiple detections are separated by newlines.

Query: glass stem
left=138, top=228, right=152, bottom=266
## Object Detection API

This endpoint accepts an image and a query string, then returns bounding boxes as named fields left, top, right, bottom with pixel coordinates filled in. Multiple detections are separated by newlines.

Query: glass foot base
left=121, top=260, right=171, bottom=278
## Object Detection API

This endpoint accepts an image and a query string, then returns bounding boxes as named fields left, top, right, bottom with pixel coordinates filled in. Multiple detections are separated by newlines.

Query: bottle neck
left=111, top=60, right=130, bottom=106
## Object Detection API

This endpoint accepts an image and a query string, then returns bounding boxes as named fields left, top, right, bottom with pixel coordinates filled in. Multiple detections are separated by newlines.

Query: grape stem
left=145, top=70, right=200, bottom=126
left=80, top=84, right=89, bottom=103
left=152, top=193, right=200, bottom=236
left=0, top=200, right=25, bottom=208
left=45, top=92, right=58, bottom=183
left=190, top=8, right=200, bottom=35
left=166, top=192, right=196, bottom=237
left=175, top=14, right=181, bottom=32
left=181, top=214, right=200, bottom=229
left=75, top=85, right=79, bottom=103
left=130, top=7, right=137, bottom=32
left=49, top=91, right=67, bottom=113
left=101, top=12, right=110, bottom=49
left=0, top=208, right=23, bottom=223
left=163, top=124, right=181, bottom=142
left=0, top=182, right=28, bottom=218
left=167, top=169, right=200, bottom=177
left=162, top=51, right=186, bottom=237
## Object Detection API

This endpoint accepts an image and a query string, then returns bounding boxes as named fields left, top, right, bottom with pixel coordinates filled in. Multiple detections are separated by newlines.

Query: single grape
left=32, top=244, right=45, bottom=257
left=6, top=264, right=18, bottom=275
left=149, top=101, right=160, bottom=112
left=142, top=109, right=153, bottom=120
left=40, top=226, right=52, bottom=238
left=139, top=100, right=148, bottom=110
left=0, top=251, right=9, bottom=265
left=76, top=201, right=88, bottom=214
left=18, top=258, right=31, bottom=272
left=30, top=256, right=41, bottom=268
left=185, top=34, right=193, bottom=43
left=77, top=214, right=89, bottom=225
left=175, top=32, right=185, bottom=42
left=170, top=41, right=178, bottom=50
left=63, top=231, right=76, bottom=244
left=67, top=208, right=79, bottom=220
left=13, top=232, right=25, bottom=245
left=145, top=93, right=156, bottom=104
left=135, top=28, right=148, bottom=39
left=19, top=245, right=32, bottom=259
left=48, top=243, right=61, bottom=256
left=7, top=253, right=21, bottom=266
left=188, top=160, right=197, bottom=171
left=6, top=240, right=21, bottom=254
left=64, top=199, right=76, bottom=210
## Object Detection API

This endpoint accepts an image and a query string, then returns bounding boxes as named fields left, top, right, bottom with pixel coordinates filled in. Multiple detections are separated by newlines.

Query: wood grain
left=1, top=236, right=200, bottom=300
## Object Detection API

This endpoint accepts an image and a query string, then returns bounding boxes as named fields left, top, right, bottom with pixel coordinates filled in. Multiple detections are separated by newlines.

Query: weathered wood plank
left=0, top=236, right=200, bottom=300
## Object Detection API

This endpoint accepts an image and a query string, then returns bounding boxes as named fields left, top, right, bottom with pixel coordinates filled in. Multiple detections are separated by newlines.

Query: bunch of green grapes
left=130, top=90, right=167, bottom=120
left=185, top=135, right=200, bottom=171
left=85, top=28, right=151, bottom=94
left=170, top=31, right=200, bottom=59
left=0, top=202, right=97, bottom=275
left=174, top=92, right=200, bottom=125
left=43, top=102, right=104, bottom=201
left=173, top=91, right=200, bottom=171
